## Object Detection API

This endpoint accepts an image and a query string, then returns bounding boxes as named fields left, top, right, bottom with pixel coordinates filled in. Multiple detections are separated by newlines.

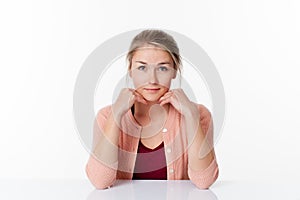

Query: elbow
left=90, top=180, right=115, bottom=190
left=192, top=168, right=219, bottom=189
left=85, top=158, right=117, bottom=189
left=188, top=159, right=219, bottom=189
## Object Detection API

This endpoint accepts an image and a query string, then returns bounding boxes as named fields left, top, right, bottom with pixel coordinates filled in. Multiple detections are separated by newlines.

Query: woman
left=85, top=29, right=219, bottom=189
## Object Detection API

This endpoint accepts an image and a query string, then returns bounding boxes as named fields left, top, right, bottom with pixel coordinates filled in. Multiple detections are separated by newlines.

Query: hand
left=112, top=88, right=147, bottom=123
left=159, top=89, right=201, bottom=145
left=158, top=89, right=198, bottom=117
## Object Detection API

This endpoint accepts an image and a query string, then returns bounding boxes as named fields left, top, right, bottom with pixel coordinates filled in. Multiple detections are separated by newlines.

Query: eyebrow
left=135, top=61, right=172, bottom=65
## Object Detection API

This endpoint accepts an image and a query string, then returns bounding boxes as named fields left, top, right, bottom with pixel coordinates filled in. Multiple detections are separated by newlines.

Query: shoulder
left=193, top=103, right=213, bottom=134
left=95, top=104, right=113, bottom=120
left=197, top=104, right=212, bottom=119
left=191, top=103, right=212, bottom=118
left=192, top=103, right=213, bottom=127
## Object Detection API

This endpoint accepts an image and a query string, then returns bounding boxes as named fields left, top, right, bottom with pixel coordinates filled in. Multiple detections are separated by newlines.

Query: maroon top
left=132, top=140, right=167, bottom=180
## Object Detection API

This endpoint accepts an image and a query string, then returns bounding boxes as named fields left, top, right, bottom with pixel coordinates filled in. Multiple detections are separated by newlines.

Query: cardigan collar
left=121, top=104, right=177, bottom=138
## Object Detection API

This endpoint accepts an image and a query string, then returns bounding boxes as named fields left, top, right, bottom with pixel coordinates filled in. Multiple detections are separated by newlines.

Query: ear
left=172, top=70, right=177, bottom=79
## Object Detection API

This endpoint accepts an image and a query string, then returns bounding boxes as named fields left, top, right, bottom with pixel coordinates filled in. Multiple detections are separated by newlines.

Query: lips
left=143, top=88, right=161, bottom=93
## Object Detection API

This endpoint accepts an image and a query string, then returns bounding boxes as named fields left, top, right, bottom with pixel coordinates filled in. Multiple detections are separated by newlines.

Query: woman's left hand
left=158, top=89, right=199, bottom=118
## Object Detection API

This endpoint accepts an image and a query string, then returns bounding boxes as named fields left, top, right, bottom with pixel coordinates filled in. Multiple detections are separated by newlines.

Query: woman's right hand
left=112, top=88, right=147, bottom=123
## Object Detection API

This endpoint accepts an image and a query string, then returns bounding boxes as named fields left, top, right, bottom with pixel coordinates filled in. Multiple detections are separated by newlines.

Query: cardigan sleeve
left=188, top=104, right=219, bottom=189
left=188, top=157, right=219, bottom=189
left=85, top=106, right=118, bottom=189
left=86, top=155, right=117, bottom=189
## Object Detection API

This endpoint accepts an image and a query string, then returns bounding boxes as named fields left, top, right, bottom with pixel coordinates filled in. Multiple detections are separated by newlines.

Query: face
left=129, top=46, right=177, bottom=102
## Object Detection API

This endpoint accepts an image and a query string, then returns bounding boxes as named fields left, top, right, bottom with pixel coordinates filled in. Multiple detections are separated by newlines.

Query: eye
left=158, top=66, right=168, bottom=71
left=137, top=65, right=146, bottom=71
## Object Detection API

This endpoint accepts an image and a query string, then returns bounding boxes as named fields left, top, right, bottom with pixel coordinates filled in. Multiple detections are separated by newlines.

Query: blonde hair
left=126, top=29, right=182, bottom=73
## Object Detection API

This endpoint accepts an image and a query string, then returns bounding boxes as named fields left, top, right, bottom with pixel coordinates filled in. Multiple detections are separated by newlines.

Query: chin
left=141, top=94, right=160, bottom=102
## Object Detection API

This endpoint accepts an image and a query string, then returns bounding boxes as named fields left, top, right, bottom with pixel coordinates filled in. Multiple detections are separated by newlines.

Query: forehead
left=132, top=46, right=173, bottom=64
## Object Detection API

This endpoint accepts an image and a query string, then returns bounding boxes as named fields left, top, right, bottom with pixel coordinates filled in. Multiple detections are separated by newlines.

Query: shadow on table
left=86, top=180, right=218, bottom=200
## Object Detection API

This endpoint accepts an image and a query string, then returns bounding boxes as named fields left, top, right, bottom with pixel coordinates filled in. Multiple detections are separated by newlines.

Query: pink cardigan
left=85, top=104, right=219, bottom=189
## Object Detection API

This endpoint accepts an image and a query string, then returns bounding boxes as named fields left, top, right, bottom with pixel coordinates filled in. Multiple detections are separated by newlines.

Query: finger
left=133, top=89, right=145, bottom=96
left=159, top=92, right=173, bottom=102
left=128, top=88, right=136, bottom=100
left=128, top=88, right=136, bottom=95
left=132, top=90, right=141, bottom=97
left=173, top=89, right=188, bottom=100
left=159, top=96, right=172, bottom=106
left=129, top=93, right=136, bottom=103
left=133, top=91, right=147, bottom=104
left=159, top=99, right=170, bottom=106
left=133, top=90, right=144, bottom=98
left=135, top=96, right=147, bottom=104
left=132, top=92, right=144, bottom=100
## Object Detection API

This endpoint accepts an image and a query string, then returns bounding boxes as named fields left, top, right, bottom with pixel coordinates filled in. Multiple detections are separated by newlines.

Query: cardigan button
left=162, top=128, right=168, bottom=133
left=169, top=168, right=174, bottom=173
left=166, top=148, right=172, bottom=153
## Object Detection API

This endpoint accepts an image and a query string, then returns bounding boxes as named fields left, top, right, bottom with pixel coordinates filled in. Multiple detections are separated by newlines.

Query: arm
left=85, top=107, right=120, bottom=189
left=185, top=105, right=219, bottom=189
left=86, top=89, right=147, bottom=189
left=158, top=89, right=219, bottom=189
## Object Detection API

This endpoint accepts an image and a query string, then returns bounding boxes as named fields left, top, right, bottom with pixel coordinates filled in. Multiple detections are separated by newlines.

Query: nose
left=149, top=68, right=158, bottom=84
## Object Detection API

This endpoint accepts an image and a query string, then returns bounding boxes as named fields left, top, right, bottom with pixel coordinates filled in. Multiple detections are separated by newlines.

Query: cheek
left=132, top=74, right=147, bottom=88
left=133, top=77, right=172, bottom=88
left=158, top=77, right=172, bottom=88
left=131, top=70, right=174, bottom=88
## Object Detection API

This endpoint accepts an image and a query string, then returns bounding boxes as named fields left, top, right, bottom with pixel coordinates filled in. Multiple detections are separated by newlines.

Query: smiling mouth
left=144, top=88, right=161, bottom=93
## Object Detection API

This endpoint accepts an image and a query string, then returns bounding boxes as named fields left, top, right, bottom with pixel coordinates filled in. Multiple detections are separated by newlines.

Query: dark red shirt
left=132, top=140, right=167, bottom=180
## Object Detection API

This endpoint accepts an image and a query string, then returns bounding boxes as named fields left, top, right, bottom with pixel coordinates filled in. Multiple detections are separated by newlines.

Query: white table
left=1, top=179, right=300, bottom=200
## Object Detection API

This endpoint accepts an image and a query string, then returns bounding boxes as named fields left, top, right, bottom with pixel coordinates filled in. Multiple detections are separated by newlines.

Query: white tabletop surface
left=1, top=179, right=300, bottom=200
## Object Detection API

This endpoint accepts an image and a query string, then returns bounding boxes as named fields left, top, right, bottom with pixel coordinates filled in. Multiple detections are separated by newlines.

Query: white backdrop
left=0, top=0, right=299, bottom=182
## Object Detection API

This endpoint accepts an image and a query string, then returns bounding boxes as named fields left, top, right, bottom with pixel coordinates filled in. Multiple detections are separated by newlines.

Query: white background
left=0, top=0, right=299, bottom=183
